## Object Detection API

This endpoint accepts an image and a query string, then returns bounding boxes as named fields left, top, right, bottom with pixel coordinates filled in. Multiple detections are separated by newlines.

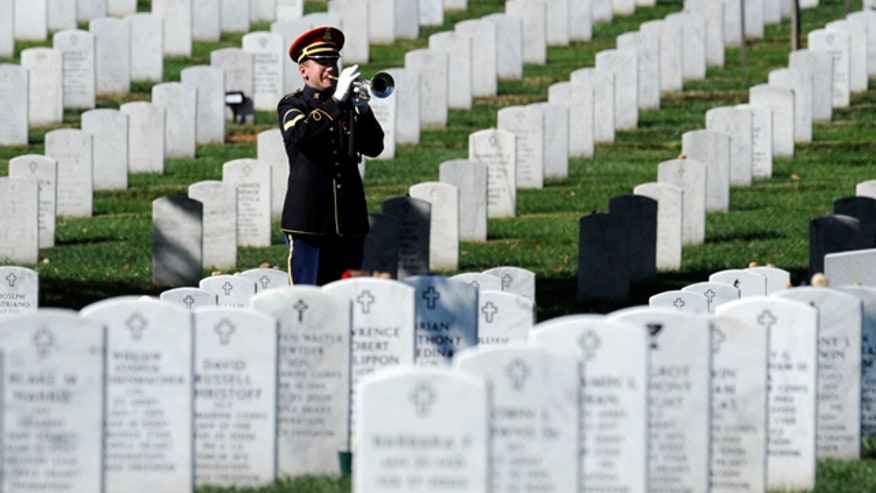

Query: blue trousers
left=284, top=233, right=365, bottom=286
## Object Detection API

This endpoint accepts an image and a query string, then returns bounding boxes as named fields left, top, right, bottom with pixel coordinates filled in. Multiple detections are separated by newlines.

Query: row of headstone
left=0, top=272, right=537, bottom=487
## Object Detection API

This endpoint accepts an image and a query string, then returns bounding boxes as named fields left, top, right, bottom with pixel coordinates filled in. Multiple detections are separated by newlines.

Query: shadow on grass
left=41, top=278, right=163, bottom=310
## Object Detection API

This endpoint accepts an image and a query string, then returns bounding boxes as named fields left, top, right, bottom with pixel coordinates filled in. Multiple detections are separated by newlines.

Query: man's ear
left=298, top=62, right=307, bottom=78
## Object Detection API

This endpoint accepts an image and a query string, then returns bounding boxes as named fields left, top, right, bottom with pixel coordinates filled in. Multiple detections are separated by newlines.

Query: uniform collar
left=302, top=85, right=334, bottom=101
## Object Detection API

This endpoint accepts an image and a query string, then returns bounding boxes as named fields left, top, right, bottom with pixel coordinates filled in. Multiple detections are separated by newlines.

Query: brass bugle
left=327, top=72, right=395, bottom=100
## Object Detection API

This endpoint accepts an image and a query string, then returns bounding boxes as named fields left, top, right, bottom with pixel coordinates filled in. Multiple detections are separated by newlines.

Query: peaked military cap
left=288, top=26, right=345, bottom=64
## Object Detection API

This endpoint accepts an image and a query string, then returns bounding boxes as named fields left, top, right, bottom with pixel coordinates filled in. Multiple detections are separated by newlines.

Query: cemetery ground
left=3, top=0, right=876, bottom=491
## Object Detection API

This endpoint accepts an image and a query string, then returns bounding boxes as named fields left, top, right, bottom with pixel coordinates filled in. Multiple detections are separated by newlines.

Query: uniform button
left=329, top=127, right=334, bottom=132
left=336, top=184, right=342, bottom=190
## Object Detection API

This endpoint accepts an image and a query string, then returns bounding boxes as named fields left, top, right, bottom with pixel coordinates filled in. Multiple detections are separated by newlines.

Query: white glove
left=333, top=64, right=360, bottom=103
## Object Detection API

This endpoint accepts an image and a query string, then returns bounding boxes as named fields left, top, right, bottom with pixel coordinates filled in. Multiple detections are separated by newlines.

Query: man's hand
left=333, top=64, right=360, bottom=103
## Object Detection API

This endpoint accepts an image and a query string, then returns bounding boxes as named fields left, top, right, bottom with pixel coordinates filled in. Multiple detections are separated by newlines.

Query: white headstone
left=633, top=182, right=683, bottom=270
left=547, top=81, right=594, bottom=158
left=200, top=274, right=257, bottom=308
left=47, top=0, right=77, bottom=31
left=0, top=266, right=39, bottom=319
left=768, top=68, right=813, bottom=143
left=455, top=345, right=580, bottom=492
left=383, top=67, right=420, bottom=145
left=716, top=298, right=818, bottom=491
left=44, top=128, right=94, bottom=218
left=0, top=64, right=29, bottom=146
left=455, top=19, right=498, bottom=97
left=418, top=0, right=444, bottom=25
left=616, top=30, right=661, bottom=110
left=152, top=0, right=192, bottom=57
left=705, top=106, right=753, bottom=186
left=249, top=286, right=352, bottom=476
left=53, top=29, right=96, bottom=110
left=483, top=13, right=524, bottom=79
left=847, top=10, right=876, bottom=77
left=825, top=248, right=876, bottom=286
left=475, top=291, right=534, bottom=345
left=160, top=286, right=218, bottom=308
left=708, top=314, right=769, bottom=492
left=439, top=159, right=488, bottom=242
left=120, top=101, right=166, bottom=174
left=81, top=108, right=129, bottom=191
left=774, top=287, right=863, bottom=459
left=531, top=315, right=648, bottom=493
left=639, top=20, right=683, bottom=92
left=368, top=80, right=397, bottom=160
left=354, top=367, right=489, bottom=493
left=595, top=49, right=638, bottom=130
left=90, top=17, right=131, bottom=95
left=188, top=180, right=238, bottom=270
left=242, top=31, right=285, bottom=112
left=275, top=0, right=303, bottom=22
left=0, top=0, right=12, bottom=57
left=181, top=65, right=226, bottom=145
left=807, top=28, right=851, bottom=108
left=239, top=267, right=289, bottom=293
left=409, top=182, right=459, bottom=271
left=665, top=11, right=708, bottom=80
left=428, top=31, right=472, bottom=110
left=483, top=266, right=536, bottom=304
left=569, top=68, right=615, bottom=143
left=709, top=268, right=767, bottom=297
left=20, top=47, right=63, bottom=126
left=394, top=0, right=419, bottom=39
left=9, top=155, right=57, bottom=248
left=0, top=310, right=104, bottom=493
left=220, top=0, right=250, bottom=32
left=825, top=19, right=868, bottom=93
left=108, top=0, right=136, bottom=16
left=405, top=49, right=448, bottom=129
left=192, top=306, right=278, bottom=487
left=788, top=49, right=834, bottom=123
left=327, top=0, right=368, bottom=63
left=681, top=281, right=740, bottom=313
left=607, top=308, right=712, bottom=493
left=126, top=13, right=164, bottom=82
left=650, top=290, right=710, bottom=313
left=257, top=128, right=287, bottom=221
left=80, top=298, right=194, bottom=493
left=369, top=0, right=396, bottom=44
left=736, top=103, right=774, bottom=178
left=528, top=102, right=569, bottom=178
left=468, top=128, right=516, bottom=218
left=152, top=82, right=198, bottom=159
left=14, top=0, right=48, bottom=41
left=747, top=265, right=791, bottom=294
left=497, top=105, right=545, bottom=189
left=0, top=178, right=39, bottom=264
left=223, top=158, right=272, bottom=248
left=78, top=0, right=108, bottom=22
left=506, top=0, right=547, bottom=65
left=681, top=129, right=731, bottom=212
left=749, top=83, right=795, bottom=158
left=569, top=0, right=593, bottom=41
left=658, top=157, right=706, bottom=245
left=192, top=0, right=220, bottom=41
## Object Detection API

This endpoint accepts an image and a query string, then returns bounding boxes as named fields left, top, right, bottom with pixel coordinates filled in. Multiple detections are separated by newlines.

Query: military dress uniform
left=277, top=74, right=384, bottom=285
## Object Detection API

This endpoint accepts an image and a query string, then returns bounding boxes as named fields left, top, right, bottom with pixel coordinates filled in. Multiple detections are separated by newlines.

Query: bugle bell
left=350, top=72, right=395, bottom=101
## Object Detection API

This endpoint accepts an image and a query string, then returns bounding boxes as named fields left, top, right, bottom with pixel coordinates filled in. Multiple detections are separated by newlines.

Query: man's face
left=299, top=58, right=338, bottom=92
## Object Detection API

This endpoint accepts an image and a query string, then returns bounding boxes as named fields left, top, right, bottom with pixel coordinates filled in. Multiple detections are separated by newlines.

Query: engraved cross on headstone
left=505, top=358, right=531, bottom=391
left=647, top=323, right=663, bottom=350
left=578, top=331, right=601, bottom=361
left=221, top=282, right=234, bottom=296
left=126, top=312, right=148, bottom=341
left=703, top=289, right=716, bottom=310
left=673, top=297, right=685, bottom=311
left=410, top=382, right=437, bottom=418
left=5, top=272, right=17, bottom=287
left=481, top=301, right=498, bottom=323
left=293, top=299, right=309, bottom=322
left=501, top=274, right=513, bottom=290
left=32, top=327, right=55, bottom=358
left=357, top=290, right=376, bottom=314
left=423, top=286, right=440, bottom=309
left=258, top=275, right=271, bottom=290
left=757, top=309, right=777, bottom=331
left=183, top=295, right=196, bottom=309
left=215, top=318, right=236, bottom=345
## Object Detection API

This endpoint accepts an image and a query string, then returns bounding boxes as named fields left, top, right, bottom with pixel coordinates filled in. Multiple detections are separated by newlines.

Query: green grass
left=3, top=0, right=876, bottom=491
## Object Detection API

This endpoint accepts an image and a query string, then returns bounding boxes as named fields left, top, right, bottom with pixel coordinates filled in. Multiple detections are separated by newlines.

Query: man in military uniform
left=278, top=26, right=384, bottom=285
